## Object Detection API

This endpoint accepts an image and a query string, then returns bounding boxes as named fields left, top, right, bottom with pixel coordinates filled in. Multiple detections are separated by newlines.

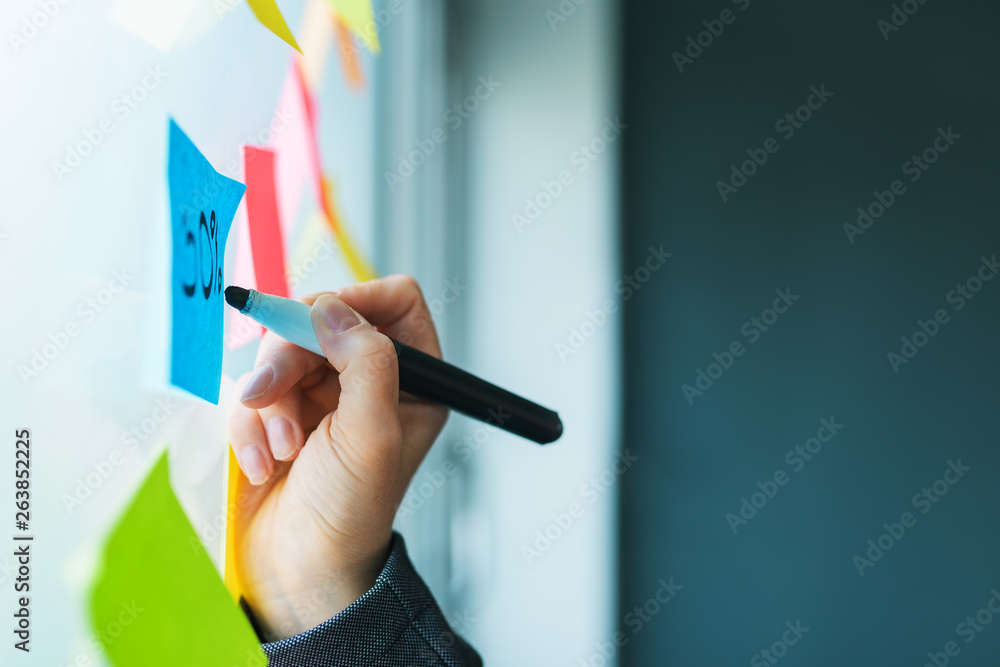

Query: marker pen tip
left=224, top=285, right=249, bottom=312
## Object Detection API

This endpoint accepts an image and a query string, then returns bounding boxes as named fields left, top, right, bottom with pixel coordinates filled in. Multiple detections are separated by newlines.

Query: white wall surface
left=449, top=0, right=622, bottom=662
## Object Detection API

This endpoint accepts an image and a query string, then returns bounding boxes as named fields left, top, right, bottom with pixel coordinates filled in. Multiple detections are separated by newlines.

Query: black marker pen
left=224, top=286, right=563, bottom=445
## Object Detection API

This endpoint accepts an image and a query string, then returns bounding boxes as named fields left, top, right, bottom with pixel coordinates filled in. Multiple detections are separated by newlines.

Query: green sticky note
left=89, top=452, right=267, bottom=667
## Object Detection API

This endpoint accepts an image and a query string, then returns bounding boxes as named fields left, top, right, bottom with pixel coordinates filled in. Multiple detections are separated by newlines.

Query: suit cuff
left=259, top=532, right=481, bottom=667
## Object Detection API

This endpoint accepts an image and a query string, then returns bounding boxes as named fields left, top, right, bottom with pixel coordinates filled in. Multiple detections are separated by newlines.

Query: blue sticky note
left=168, top=119, right=246, bottom=404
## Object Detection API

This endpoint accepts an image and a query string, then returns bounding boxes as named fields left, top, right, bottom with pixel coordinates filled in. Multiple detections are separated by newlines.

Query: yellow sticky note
left=247, top=0, right=302, bottom=52
left=90, top=452, right=266, bottom=667
left=327, top=0, right=380, bottom=54
left=224, top=447, right=245, bottom=600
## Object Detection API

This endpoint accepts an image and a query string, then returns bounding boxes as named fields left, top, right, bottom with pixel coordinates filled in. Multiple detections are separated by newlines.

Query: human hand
left=227, top=275, right=448, bottom=640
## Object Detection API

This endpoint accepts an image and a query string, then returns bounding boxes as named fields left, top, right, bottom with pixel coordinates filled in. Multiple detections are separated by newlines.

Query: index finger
left=239, top=292, right=328, bottom=409
left=334, top=275, right=443, bottom=359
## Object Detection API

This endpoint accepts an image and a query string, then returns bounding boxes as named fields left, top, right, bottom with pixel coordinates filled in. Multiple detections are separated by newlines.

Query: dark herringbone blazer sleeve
left=259, top=533, right=482, bottom=667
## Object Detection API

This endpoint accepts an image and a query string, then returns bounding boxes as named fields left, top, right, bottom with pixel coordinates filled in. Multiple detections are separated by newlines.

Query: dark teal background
left=619, top=1, right=1000, bottom=664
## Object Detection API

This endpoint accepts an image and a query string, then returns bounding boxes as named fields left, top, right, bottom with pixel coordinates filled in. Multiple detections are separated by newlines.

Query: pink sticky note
left=269, top=63, right=315, bottom=241
left=226, top=206, right=262, bottom=350
left=227, top=64, right=312, bottom=349
left=295, top=60, right=325, bottom=201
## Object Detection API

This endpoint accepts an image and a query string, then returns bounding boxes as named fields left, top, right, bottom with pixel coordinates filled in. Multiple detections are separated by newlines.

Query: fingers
left=229, top=373, right=276, bottom=485
left=240, top=330, right=327, bottom=410
left=310, top=294, right=402, bottom=455
left=256, top=391, right=306, bottom=462
left=335, top=275, right=442, bottom=359
left=241, top=276, right=440, bottom=411
left=233, top=277, right=433, bottom=480
left=229, top=375, right=306, bottom=489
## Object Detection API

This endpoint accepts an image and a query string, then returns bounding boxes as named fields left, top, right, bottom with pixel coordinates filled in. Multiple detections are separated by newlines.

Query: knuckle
left=350, top=334, right=399, bottom=393
left=226, top=405, right=254, bottom=438
left=391, top=273, right=425, bottom=299
left=394, top=275, right=435, bottom=327
left=357, top=334, right=398, bottom=369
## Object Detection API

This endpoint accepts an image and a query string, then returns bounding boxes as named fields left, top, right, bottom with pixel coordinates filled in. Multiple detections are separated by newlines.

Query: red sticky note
left=243, top=146, right=290, bottom=299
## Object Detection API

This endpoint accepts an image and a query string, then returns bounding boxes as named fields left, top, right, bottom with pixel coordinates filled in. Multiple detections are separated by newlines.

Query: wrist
left=236, top=474, right=398, bottom=640
left=244, top=543, right=389, bottom=641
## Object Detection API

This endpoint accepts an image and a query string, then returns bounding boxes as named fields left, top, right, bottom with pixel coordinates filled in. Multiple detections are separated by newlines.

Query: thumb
left=310, top=294, right=402, bottom=455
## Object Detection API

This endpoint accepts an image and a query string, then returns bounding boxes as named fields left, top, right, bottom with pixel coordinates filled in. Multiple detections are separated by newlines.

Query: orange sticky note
left=327, top=0, right=380, bottom=54
left=334, top=15, right=365, bottom=89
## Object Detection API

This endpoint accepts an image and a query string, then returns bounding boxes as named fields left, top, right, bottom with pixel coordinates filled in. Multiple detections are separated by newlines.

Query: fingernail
left=315, top=295, right=361, bottom=333
left=241, top=365, right=274, bottom=402
left=266, top=417, right=297, bottom=460
left=237, top=444, right=269, bottom=485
